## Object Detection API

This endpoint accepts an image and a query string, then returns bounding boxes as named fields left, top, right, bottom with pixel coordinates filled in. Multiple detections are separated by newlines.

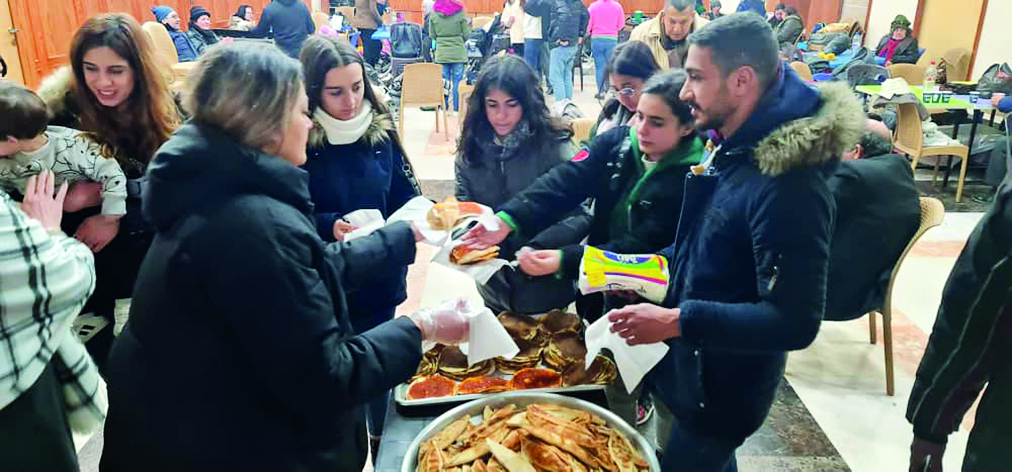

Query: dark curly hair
left=457, top=54, right=571, bottom=167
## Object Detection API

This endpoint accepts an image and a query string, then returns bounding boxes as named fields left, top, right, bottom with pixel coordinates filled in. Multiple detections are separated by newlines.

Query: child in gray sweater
left=0, top=82, right=126, bottom=249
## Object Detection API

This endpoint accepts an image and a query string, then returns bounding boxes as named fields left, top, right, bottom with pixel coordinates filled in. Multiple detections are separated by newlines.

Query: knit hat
left=711, top=0, right=721, bottom=7
left=190, top=6, right=211, bottom=23
left=151, top=6, right=173, bottom=22
left=891, top=15, right=911, bottom=30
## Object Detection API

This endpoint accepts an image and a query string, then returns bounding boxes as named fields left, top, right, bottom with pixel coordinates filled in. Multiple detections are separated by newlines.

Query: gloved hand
left=409, top=298, right=473, bottom=345
left=909, top=436, right=945, bottom=472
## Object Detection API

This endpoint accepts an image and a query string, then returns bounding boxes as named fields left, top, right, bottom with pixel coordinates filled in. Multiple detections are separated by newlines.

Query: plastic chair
left=893, top=102, right=971, bottom=202
left=866, top=197, right=944, bottom=396
left=399, top=63, right=448, bottom=140
left=458, top=82, right=475, bottom=123
left=845, top=64, right=890, bottom=89
left=789, top=61, right=814, bottom=81
left=570, top=117, right=595, bottom=144
left=141, top=22, right=196, bottom=90
left=941, top=48, right=971, bottom=82
left=312, top=11, right=330, bottom=30
left=335, top=6, right=355, bottom=21
left=888, top=63, right=926, bottom=86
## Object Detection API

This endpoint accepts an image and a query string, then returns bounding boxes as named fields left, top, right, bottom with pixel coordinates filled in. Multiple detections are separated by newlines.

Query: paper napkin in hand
left=584, top=315, right=669, bottom=394
left=341, top=209, right=385, bottom=241
left=458, top=306, right=519, bottom=366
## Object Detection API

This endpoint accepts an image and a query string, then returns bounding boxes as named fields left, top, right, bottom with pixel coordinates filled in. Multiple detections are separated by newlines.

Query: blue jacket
left=303, top=110, right=421, bottom=330
left=168, top=28, right=198, bottom=62
left=651, top=69, right=865, bottom=441
left=251, top=0, right=316, bottom=58
left=999, top=96, right=1012, bottom=114
left=736, top=0, right=767, bottom=17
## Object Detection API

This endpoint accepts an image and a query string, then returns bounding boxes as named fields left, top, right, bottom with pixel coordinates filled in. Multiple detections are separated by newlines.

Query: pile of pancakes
left=406, top=310, right=616, bottom=401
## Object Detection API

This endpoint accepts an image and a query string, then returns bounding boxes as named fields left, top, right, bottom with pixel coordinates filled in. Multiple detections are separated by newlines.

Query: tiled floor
left=78, top=60, right=990, bottom=471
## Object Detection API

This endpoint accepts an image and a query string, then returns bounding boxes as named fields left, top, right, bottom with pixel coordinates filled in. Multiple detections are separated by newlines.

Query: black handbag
left=978, top=63, right=1012, bottom=94
left=389, top=22, right=423, bottom=59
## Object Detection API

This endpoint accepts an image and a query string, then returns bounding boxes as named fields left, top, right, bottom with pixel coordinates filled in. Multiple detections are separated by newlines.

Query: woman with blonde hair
left=299, top=34, right=420, bottom=460
left=99, top=42, right=469, bottom=471
left=36, top=13, right=182, bottom=362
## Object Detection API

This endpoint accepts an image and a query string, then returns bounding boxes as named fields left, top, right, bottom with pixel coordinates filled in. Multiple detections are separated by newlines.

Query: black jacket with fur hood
left=652, top=69, right=865, bottom=445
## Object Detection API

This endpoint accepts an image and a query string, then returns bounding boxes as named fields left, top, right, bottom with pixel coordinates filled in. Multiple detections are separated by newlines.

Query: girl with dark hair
left=36, top=13, right=182, bottom=358
left=590, top=39, right=661, bottom=141
left=230, top=4, right=256, bottom=30
left=456, top=54, right=589, bottom=314
left=464, top=68, right=703, bottom=331
left=299, top=34, right=421, bottom=460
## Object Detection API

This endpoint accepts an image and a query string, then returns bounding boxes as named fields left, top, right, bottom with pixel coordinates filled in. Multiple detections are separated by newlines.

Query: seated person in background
left=152, top=6, right=198, bottom=62
left=187, top=6, right=229, bottom=56
left=824, top=119, right=921, bottom=321
left=587, top=40, right=660, bottom=142
left=768, top=3, right=785, bottom=29
left=230, top=5, right=256, bottom=31
left=774, top=6, right=804, bottom=50
left=875, top=15, right=919, bottom=66
left=630, top=0, right=709, bottom=70
left=0, top=82, right=126, bottom=253
left=978, top=93, right=1012, bottom=201
left=706, top=0, right=724, bottom=20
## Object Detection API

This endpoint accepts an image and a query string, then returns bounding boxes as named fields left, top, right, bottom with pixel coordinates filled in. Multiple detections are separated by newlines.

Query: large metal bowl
left=400, top=391, right=661, bottom=472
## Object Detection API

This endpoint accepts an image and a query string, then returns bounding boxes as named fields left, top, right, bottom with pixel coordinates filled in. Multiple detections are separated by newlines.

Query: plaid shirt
left=0, top=191, right=106, bottom=433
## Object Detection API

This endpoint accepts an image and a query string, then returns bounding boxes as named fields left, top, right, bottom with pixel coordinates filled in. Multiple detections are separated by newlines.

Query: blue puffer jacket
left=651, top=69, right=865, bottom=442
left=303, top=110, right=421, bottom=331
left=167, top=27, right=198, bottom=62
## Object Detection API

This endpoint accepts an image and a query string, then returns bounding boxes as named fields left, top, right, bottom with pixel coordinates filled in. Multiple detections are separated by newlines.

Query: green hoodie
left=429, top=11, right=470, bottom=64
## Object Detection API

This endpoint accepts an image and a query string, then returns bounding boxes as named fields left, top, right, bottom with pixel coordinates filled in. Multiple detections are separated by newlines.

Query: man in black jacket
left=824, top=119, right=921, bottom=321
left=541, top=0, right=588, bottom=101
left=250, top=0, right=316, bottom=58
left=907, top=185, right=1012, bottom=472
left=605, top=15, right=864, bottom=470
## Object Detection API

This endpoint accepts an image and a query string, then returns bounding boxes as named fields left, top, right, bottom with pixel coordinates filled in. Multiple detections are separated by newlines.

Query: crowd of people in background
left=1, top=1, right=1011, bottom=471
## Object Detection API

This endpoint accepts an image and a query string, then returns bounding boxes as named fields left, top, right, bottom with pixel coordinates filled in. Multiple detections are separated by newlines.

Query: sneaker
left=636, top=398, right=655, bottom=426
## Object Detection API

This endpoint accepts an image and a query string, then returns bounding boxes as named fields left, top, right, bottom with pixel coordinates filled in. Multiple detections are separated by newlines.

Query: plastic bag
left=578, top=246, right=670, bottom=303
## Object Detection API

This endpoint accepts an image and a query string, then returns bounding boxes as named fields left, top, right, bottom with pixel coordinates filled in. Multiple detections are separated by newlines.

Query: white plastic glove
left=409, top=297, right=474, bottom=345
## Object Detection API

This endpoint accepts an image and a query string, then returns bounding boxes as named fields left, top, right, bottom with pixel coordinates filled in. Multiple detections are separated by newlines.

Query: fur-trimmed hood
left=724, top=67, right=865, bottom=177
left=36, top=66, right=77, bottom=122
left=307, top=108, right=396, bottom=148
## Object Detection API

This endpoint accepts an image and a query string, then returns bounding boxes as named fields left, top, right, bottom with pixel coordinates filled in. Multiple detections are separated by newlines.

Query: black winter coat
left=652, top=73, right=864, bottom=443
left=875, top=33, right=920, bottom=65
left=544, top=0, right=589, bottom=47
left=304, top=112, right=421, bottom=330
left=907, top=185, right=1012, bottom=445
left=499, top=126, right=703, bottom=280
left=100, top=124, right=423, bottom=471
left=824, top=153, right=921, bottom=321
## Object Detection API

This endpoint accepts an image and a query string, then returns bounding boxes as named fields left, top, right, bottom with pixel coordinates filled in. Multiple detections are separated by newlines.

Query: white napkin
left=342, top=209, right=385, bottom=241
left=387, top=196, right=445, bottom=245
left=432, top=239, right=510, bottom=284
left=458, top=307, right=519, bottom=366
left=584, top=316, right=669, bottom=394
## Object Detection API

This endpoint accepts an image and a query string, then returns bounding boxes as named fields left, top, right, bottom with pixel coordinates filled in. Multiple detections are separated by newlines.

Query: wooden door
left=9, top=0, right=85, bottom=87
left=1, top=0, right=25, bottom=84
left=916, top=0, right=985, bottom=66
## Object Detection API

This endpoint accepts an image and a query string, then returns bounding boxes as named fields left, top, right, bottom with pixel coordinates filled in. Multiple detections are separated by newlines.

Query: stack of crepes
left=427, top=196, right=500, bottom=265
left=495, top=312, right=543, bottom=374
left=416, top=403, right=649, bottom=472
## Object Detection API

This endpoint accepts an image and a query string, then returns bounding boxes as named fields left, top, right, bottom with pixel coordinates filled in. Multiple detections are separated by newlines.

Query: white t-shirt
left=642, top=155, right=659, bottom=173
left=523, top=12, right=542, bottom=40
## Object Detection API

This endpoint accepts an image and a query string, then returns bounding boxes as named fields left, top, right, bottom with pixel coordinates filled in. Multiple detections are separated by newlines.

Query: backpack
left=978, top=63, right=1012, bottom=94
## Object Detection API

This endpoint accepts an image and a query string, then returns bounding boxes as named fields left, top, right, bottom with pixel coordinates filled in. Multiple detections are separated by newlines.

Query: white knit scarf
left=314, top=101, right=374, bottom=145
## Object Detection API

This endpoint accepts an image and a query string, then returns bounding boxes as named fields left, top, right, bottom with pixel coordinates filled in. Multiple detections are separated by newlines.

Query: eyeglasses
left=611, top=87, right=639, bottom=97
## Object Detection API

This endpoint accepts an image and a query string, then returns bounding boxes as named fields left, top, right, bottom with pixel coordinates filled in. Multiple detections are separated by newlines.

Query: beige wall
left=840, top=0, right=869, bottom=30
left=917, top=0, right=984, bottom=67
left=863, top=0, right=917, bottom=49
left=972, top=0, right=1012, bottom=80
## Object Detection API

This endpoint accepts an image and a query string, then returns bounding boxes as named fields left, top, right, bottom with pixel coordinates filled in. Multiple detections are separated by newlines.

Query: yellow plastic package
left=578, top=246, right=671, bottom=303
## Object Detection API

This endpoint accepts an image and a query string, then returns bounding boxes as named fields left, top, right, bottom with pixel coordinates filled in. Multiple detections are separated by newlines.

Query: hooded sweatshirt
left=429, top=0, right=470, bottom=63
left=250, top=0, right=315, bottom=58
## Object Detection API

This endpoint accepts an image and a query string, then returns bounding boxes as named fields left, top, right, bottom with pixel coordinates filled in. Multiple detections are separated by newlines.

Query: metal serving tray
left=400, top=391, right=660, bottom=472
left=394, top=379, right=604, bottom=407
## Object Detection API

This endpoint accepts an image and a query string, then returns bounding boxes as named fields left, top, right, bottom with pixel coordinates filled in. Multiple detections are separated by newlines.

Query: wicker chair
left=335, top=6, right=355, bottom=21
left=893, top=102, right=971, bottom=202
left=941, top=48, right=971, bottom=82
left=399, top=63, right=448, bottom=140
left=140, top=22, right=196, bottom=91
left=472, top=16, right=494, bottom=29
left=570, top=117, right=595, bottom=144
left=312, top=11, right=330, bottom=30
left=866, top=197, right=945, bottom=395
